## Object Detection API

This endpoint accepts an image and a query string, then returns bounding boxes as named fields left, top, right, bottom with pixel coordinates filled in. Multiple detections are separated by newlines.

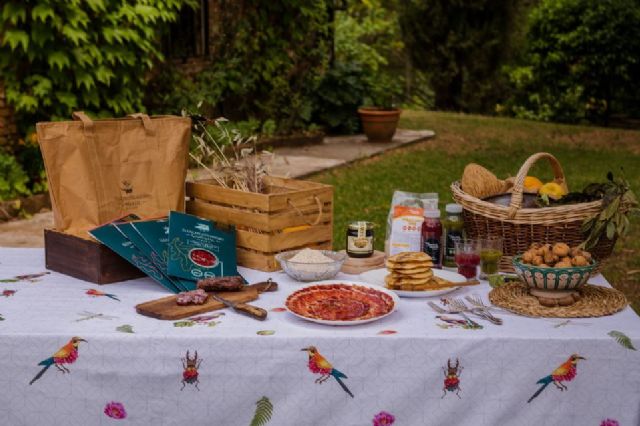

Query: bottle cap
left=424, top=209, right=441, bottom=218
left=445, top=203, right=463, bottom=214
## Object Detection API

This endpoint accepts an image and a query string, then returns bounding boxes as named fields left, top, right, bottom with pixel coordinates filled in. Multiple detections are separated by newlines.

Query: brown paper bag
left=37, top=112, right=190, bottom=235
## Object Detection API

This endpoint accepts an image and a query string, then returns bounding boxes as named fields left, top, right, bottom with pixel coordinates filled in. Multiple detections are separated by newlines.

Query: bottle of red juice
left=421, top=209, right=442, bottom=268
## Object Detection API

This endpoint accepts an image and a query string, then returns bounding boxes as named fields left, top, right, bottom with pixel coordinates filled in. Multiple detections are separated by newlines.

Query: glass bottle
left=421, top=209, right=442, bottom=268
left=442, top=203, right=464, bottom=270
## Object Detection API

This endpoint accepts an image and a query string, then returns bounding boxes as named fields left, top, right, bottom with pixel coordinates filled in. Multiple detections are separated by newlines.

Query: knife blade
left=211, top=294, right=268, bottom=321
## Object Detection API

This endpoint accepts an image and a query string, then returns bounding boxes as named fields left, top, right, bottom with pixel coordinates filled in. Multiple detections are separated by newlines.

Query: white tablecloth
left=0, top=248, right=638, bottom=426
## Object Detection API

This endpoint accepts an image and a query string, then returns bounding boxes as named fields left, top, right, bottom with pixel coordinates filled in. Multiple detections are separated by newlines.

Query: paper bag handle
left=72, top=111, right=109, bottom=224
left=127, top=113, right=156, bottom=136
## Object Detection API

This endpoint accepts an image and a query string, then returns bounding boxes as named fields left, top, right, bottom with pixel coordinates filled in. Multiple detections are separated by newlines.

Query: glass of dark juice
left=454, top=240, right=480, bottom=279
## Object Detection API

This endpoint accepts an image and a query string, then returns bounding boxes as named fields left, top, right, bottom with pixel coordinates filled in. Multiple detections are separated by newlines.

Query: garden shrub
left=0, top=0, right=195, bottom=196
left=146, top=1, right=331, bottom=135
left=311, top=61, right=368, bottom=134
left=0, top=0, right=196, bottom=129
left=399, top=0, right=522, bottom=112
left=504, top=0, right=640, bottom=124
left=0, top=149, right=30, bottom=201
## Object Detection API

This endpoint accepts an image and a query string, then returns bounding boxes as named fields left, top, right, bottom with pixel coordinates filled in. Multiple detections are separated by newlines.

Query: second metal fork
left=445, top=298, right=503, bottom=325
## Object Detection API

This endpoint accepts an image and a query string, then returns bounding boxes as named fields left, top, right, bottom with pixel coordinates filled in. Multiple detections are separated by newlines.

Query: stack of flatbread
left=385, top=252, right=451, bottom=291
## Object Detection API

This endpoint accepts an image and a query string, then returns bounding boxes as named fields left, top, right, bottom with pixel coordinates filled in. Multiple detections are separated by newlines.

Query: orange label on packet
left=393, top=205, right=424, bottom=218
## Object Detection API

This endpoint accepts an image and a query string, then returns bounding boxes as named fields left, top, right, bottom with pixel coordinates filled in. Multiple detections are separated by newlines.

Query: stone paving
left=0, top=128, right=434, bottom=247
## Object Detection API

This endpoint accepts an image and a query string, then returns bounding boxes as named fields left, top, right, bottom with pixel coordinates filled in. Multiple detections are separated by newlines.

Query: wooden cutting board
left=340, top=250, right=386, bottom=275
left=136, top=287, right=259, bottom=320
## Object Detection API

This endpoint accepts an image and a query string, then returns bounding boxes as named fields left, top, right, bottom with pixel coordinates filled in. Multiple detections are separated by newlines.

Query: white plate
left=285, top=280, right=399, bottom=326
left=359, top=268, right=467, bottom=298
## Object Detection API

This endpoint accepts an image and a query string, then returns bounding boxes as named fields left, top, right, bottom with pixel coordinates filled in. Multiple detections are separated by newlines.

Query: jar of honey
left=346, top=221, right=374, bottom=258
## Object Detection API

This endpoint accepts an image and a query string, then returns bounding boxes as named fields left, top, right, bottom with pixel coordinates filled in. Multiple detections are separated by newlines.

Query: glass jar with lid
left=346, top=221, right=374, bottom=258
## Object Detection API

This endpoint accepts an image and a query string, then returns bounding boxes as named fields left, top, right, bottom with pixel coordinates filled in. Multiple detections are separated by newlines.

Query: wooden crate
left=44, top=229, right=145, bottom=284
left=186, top=176, right=334, bottom=271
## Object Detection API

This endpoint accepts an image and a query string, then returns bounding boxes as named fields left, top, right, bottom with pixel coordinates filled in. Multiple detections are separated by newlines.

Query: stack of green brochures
left=89, top=211, right=239, bottom=293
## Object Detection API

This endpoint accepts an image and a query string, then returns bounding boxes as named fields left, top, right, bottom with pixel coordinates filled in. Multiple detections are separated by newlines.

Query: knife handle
left=234, top=303, right=268, bottom=321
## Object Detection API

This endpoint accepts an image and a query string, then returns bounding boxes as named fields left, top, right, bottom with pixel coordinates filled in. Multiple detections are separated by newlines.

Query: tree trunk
left=433, top=72, right=463, bottom=111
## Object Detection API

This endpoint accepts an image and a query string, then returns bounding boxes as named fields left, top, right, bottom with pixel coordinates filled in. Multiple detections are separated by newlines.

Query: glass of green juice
left=479, top=237, right=503, bottom=279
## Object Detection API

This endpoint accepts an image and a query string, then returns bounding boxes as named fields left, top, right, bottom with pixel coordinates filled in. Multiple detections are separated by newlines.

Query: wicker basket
left=451, top=152, right=615, bottom=272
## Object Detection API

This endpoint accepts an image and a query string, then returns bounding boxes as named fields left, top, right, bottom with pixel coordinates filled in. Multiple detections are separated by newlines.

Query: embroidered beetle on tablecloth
left=181, top=350, right=202, bottom=391
left=442, top=358, right=463, bottom=398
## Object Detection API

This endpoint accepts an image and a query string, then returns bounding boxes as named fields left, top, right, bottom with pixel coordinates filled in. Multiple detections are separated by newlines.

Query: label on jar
left=423, top=238, right=441, bottom=265
left=443, top=231, right=463, bottom=265
left=347, top=235, right=373, bottom=253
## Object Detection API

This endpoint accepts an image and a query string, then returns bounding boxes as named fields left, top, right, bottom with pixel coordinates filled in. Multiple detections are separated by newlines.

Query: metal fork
left=464, top=294, right=514, bottom=316
left=427, top=301, right=483, bottom=328
left=446, top=298, right=503, bottom=325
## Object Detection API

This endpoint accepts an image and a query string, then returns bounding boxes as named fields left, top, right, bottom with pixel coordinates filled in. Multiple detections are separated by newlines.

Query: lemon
left=523, top=176, right=543, bottom=194
left=539, top=182, right=566, bottom=200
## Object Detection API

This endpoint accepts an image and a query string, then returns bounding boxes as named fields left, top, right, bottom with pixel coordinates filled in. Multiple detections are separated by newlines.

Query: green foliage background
left=503, top=0, right=640, bottom=124
left=0, top=0, right=639, bottom=202
left=0, top=0, right=196, bottom=123
left=145, top=0, right=331, bottom=134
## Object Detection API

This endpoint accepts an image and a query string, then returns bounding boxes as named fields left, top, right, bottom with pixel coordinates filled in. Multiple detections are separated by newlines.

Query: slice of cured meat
left=285, top=284, right=394, bottom=321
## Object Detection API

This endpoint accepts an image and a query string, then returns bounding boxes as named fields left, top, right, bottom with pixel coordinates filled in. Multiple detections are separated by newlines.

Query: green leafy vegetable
left=581, top=172, right=638, bottom=250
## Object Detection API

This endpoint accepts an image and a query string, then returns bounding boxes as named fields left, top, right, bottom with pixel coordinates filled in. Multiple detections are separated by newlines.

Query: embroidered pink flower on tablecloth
left=600, top=420, right=619, bottom=426
left=104, top=402, right=127, bottom=419
left=373, top=411, right=395, bottom=426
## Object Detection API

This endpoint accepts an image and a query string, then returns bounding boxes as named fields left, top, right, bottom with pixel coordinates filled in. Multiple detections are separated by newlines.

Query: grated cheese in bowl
left=276, top=249, right=347, bottom=281
left=289, top=248, right=334, bottom=264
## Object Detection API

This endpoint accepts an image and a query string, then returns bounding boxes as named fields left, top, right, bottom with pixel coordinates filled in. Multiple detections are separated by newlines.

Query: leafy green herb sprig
left=581, top=172, right=638, bottom=250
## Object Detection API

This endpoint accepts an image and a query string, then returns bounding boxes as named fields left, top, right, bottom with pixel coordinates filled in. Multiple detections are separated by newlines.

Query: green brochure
left=89, top=218, right=181, bottom=294
left=167, top=211, right=239, bottom=282
left=129, top=219, right=197, bottom=291
left=116, top=221, right=195, bottom=292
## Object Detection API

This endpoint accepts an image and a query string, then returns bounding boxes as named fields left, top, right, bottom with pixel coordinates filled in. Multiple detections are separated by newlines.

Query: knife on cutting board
left=211, top=294, right=268, bottom=321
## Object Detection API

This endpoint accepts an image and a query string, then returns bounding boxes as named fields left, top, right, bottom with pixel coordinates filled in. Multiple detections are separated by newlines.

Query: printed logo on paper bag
left=121, top=180, right=133, bottom=194
left=119, top=178, right=151, bottom=210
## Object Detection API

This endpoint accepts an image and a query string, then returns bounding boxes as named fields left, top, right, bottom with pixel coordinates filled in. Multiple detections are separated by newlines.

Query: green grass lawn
left=309, top=110, right=640, bottom=313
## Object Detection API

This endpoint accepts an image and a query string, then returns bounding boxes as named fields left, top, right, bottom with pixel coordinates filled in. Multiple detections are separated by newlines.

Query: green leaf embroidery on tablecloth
left=116, top=324, right=134, bottom=333
left=250, top=396, right=273, bottom=426
left=608, top=331, right=637, bottom=350
left=257, top=330, right=275, bottom=336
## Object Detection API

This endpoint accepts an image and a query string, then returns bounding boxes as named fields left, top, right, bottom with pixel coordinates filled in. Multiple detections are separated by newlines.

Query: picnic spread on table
left=0, top=113, right=638, bottom=425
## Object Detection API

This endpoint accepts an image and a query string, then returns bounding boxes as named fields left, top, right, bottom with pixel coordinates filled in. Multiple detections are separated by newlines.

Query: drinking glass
left=454, top=240, right=480, bottom=279
left=479, top=237, right=503, bottom=279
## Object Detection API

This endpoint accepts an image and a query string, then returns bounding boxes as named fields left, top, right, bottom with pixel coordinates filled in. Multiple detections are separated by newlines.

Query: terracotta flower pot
left=358, top=107, right=401, bottom=143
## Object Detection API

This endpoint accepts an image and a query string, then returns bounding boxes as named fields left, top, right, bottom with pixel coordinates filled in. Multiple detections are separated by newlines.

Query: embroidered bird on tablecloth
left=302, top=346, right=354, bottom=398
left=86, top=288, right=120, bottom=301
left=527, top=354, right=586, bottom=403
left=29, top=337, right=87, bottom=385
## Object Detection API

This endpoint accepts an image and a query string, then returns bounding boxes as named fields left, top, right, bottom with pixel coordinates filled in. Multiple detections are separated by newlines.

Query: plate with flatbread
left=360, top=268, right=468, bottom=298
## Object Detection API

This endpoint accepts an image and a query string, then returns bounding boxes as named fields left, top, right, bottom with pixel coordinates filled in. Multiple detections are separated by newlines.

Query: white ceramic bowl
left=275, top=249, right=347, bottom=282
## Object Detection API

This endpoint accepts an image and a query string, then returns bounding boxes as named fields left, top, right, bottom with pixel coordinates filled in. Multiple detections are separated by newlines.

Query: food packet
left=385, top=191, right=438, bottom=256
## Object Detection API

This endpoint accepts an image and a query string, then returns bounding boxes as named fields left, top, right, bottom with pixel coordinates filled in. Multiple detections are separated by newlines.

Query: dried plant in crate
left=188, top=114, right=275, bottom=194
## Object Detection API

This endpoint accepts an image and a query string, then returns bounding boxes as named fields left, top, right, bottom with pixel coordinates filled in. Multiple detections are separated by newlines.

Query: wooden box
left=186, top=176, right=334, bottom=271
left=44, top=229, right=145, bottom=284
